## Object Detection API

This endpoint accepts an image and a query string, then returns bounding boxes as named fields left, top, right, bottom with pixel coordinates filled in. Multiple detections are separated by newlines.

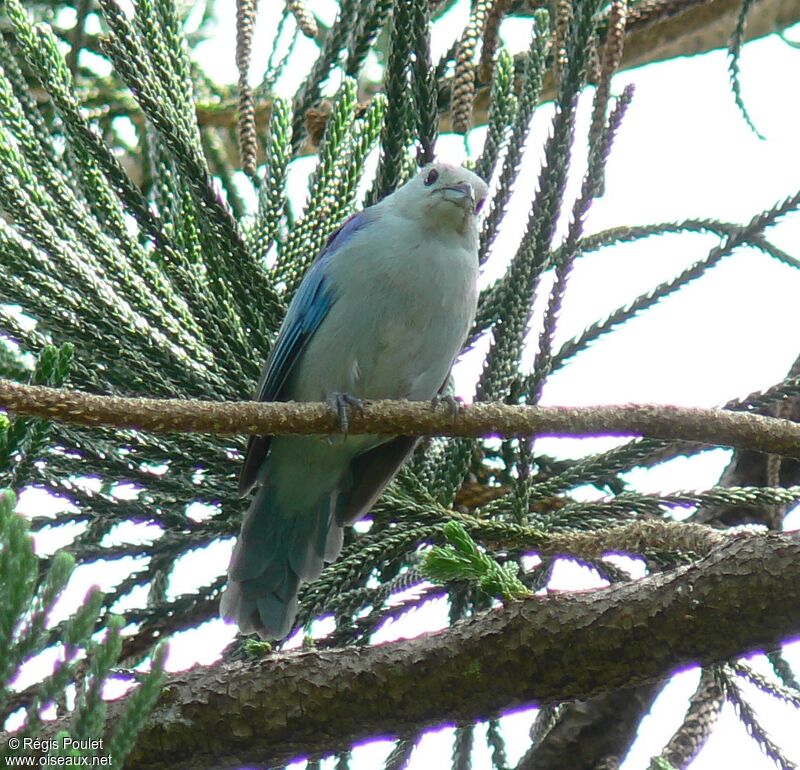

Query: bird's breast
left=287, top=224, right=478, bottom=403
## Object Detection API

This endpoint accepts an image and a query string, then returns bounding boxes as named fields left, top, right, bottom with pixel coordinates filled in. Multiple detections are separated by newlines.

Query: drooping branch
left=28, top=530, right=800, bottom=769
left=2, top=379, right=800, bottom=458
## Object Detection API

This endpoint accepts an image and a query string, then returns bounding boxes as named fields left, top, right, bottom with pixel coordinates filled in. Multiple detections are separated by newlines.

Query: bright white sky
left=12, top=5, right=800, bottom=769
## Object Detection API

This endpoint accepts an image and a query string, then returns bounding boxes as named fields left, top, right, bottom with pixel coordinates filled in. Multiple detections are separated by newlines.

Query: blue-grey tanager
left=220, top=162, right=488, bottom=639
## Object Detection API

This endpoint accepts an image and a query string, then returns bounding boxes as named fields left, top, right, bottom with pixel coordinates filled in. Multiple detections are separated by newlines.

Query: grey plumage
left=220, top=163, right=488, bottom=639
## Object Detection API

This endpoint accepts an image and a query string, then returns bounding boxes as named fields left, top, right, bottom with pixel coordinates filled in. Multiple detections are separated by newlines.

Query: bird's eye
left=424, top=169, right=439, bottom=186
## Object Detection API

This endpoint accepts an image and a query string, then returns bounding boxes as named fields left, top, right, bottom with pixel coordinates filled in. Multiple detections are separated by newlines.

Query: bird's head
left=391, top=162, right=488, bottom=235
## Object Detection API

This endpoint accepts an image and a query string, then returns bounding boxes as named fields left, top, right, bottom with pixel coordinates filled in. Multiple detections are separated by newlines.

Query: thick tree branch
left=621, top=0, right=800, bottom=70
left=100, top=0, right=799, bottom=174
left=2, top=379, right=800, bottom=457
left=516, top=357, right=800, bottom=768
left=29, top=529, right=799, bottom=769
left=463, top=0, right=800, bottom=133
left=514, top=684, right=663, bottom=770
left=194, top=0, right=800, bottom=150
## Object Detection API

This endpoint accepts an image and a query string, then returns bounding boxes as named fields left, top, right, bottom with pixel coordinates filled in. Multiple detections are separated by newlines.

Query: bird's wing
left=334, top=436, right=419, bottom=526
left=333, top=377, right=453, bottom=526
left=238, top=211, right=375, bottom=496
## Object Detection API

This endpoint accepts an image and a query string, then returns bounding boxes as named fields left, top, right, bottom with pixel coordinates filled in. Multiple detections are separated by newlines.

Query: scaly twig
left=236, top=0, right=259, bottom=176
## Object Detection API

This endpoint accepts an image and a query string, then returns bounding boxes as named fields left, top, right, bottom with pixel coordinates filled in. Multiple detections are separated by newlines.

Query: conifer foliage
left=0, top=1, right=799, bottom=767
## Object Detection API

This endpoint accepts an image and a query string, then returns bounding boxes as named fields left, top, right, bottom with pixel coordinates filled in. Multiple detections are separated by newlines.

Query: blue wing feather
left=255, top=263, right=333, bottom=403
left=238, top=210, right=374, bottom=495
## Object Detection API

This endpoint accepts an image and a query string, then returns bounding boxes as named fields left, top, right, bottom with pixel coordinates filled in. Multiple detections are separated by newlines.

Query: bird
left=220, top=162, right=488, bottom=639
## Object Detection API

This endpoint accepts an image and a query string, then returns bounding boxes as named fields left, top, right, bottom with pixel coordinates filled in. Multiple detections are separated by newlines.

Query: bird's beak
left=438, top=182, right=475, bottom=210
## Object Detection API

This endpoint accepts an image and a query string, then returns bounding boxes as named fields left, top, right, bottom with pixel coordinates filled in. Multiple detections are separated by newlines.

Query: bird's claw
left=431, top=393, right=464, bottom=418
left=327, top=392, right=364, bottom=435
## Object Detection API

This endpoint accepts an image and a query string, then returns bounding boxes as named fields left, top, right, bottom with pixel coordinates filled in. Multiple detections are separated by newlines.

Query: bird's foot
left=431, top=393, right=464, bottom=418
left=327, top=392, right=364, bottom=435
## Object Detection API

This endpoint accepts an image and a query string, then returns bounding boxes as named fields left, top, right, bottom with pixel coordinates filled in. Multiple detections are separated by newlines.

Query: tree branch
left=2, top=379, right=800, bottom=457
left=514, top=684, right=663, bottom=770
left=191, top=0, right=800, bottom=151
left=28, top=529, right=799, bottom=769
left=462, top=0, right=800, bottom=136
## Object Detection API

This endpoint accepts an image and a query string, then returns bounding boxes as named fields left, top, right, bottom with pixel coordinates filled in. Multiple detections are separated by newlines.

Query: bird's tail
left=220, top=477, right=343, bottom=640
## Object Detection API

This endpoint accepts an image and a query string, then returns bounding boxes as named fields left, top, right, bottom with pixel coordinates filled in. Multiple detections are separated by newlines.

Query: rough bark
left=27, top=529, right=798, bottom=769
left=4, top=380, right=800, bottom=459
left=513, top=357, right=800, bottom=769
left=514, top=684, right=663, bottom=770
